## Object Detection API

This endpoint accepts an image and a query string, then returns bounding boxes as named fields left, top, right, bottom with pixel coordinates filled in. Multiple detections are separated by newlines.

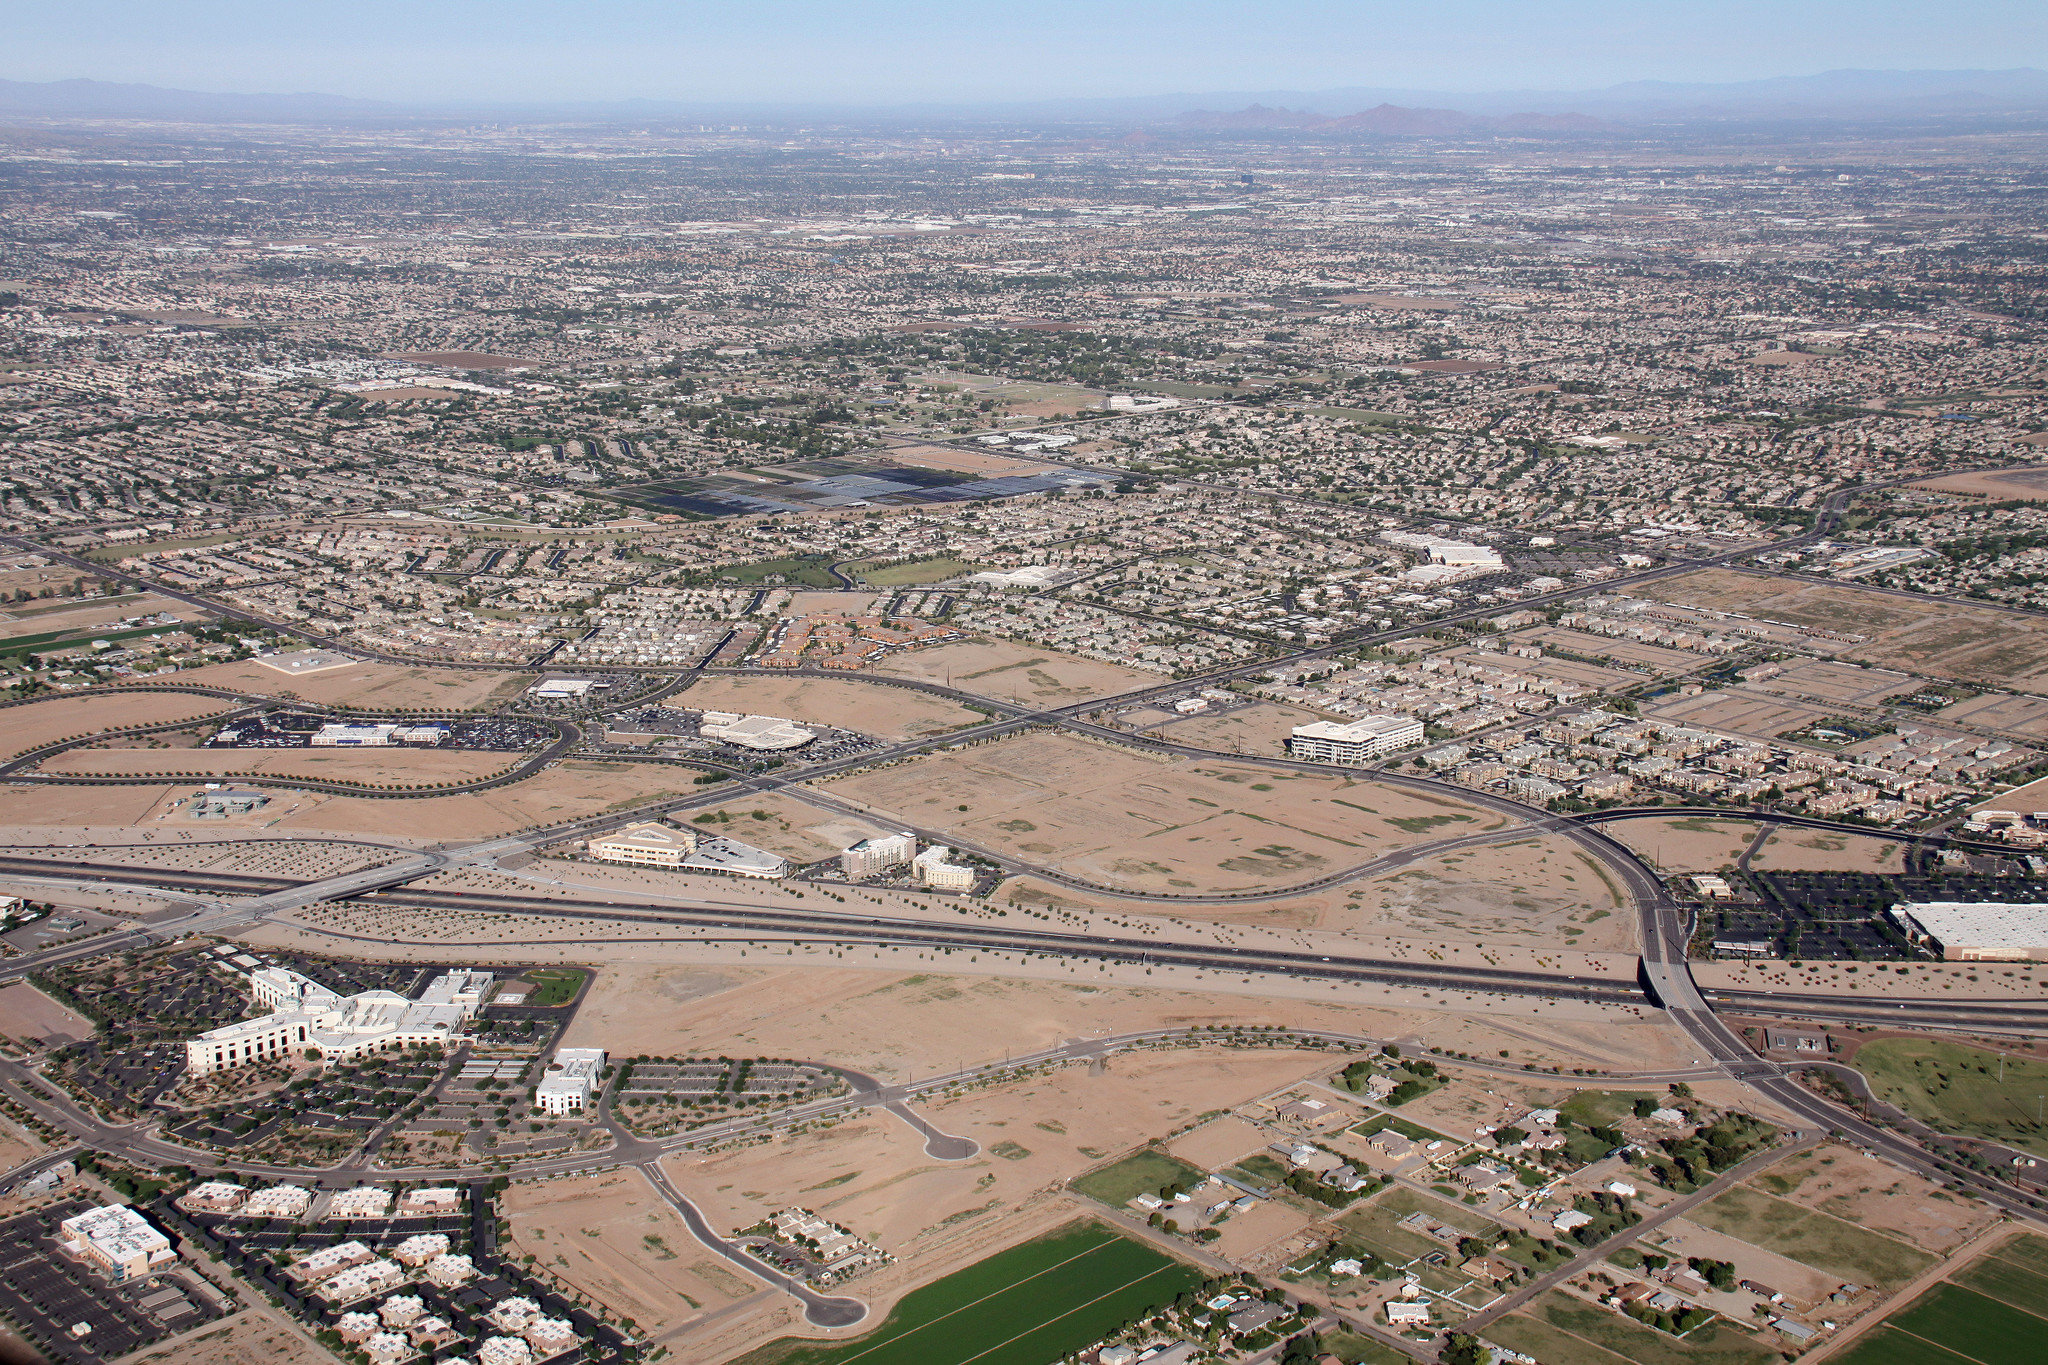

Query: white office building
left=1288, top=715, right=1425, bottom=764
left=59, top=1205, right=175, bottom=1282
left=187, top=966, right=491, bottom=1077
left=535, top=1047, right=607, bottom=1115
left=841, top=832, right=916, bottom=880
left=588, top=821, right=697, bottom=868
left=697, top=711, right=816, bottom=750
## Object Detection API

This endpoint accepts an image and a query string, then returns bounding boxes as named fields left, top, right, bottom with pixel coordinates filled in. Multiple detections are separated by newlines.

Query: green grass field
left=1857, top=1038, right=2048, bottom=1158
left=519, top=968, right=588, bottom=1007
left=1515, top=1291, right=1778, bottom=1365
left=734, top=1221, right=1201, bottom=1365
left=1070, top=1149, right=1207, bottom=1208
left=1690, top=1184, right=1933, bottom=1288
left=1827, top=1326, right=1982, bottom=1365
left=1558, top=1090, right=1662, bottom=1126
left=851, top=557, right=979, bottom=587
left=1953, top=1233, right=2048, bottom=1313
left=1886, top=1283, right=2047, bottom=1364
left=712, top=555, right=843, bottom=587
left=1483, top=1312, right=1637, bottom=1365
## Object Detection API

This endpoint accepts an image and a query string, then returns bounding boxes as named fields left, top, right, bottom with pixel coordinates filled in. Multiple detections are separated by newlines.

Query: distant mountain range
left=0, top=67, right=2044, bottom=128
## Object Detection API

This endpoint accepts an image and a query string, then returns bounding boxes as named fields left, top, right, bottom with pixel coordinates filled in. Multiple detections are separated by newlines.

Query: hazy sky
left=10, top=1, right=2046, bottom=105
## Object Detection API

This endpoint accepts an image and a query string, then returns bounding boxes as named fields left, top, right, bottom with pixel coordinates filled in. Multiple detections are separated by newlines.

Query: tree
left=1441, top=1333, right=1487, bottom=1365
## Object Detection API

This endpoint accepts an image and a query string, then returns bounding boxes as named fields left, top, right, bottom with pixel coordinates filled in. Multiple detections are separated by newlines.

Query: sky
left=8, top=0, right=2046, bottom=106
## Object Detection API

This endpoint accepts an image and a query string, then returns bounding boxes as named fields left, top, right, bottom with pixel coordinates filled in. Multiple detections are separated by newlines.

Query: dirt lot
left=1749, top=827, right=1903, bottom=872
left=821, top=733, right=1513, bottom=896
left=503, top=1171, right=759, bottom=1333
left=1511, top=626, right=1703, bottom=674
left=661, top=1044, right=1321, bottom=1256
left=1638, top=1216, right=1842, bottom=1309
left=1146, top=702, right=1325, bottom=757
left=0, top=593, right=202, bottom=642
left=1754, top=1143, right=1996, bottom=1255
left=1643, top=688, right=1825, bottom=741
left=1941, top=690, right=2048, bottom=741
left=1166, top=1115, right=1274, bottom=1171
left=227, top=760, right=702, bottom=841
left=880, top=443, right=1046, bottom=476
left=165, top=657, right=531, bottom=709
left=0, top=980, right=95, bottom=1046
left=124, top=1309, right=333, bottom=1365
left=1605, top=815, right=1760, bottom=872
left=1437, top=646, right=1639, bottom=692
left=1909, top=466, right=2048, bottom=501
left=872, top=639, right=1160, bottom=703
left=1341, top=834, right=1633, bottom=949
left=2, top=691, right=234, bottom=760
left=40, top=746, right=516, bottom=783
left=1653, top=569, right=2048, bottom=689
left=669, top=675, right=980, bottom=741
left=1759, top=659, right=1919, bottom=706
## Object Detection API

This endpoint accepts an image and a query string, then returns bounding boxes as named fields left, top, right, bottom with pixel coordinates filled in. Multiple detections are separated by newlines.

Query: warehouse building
left=1890, top=902, right=2048, bottom=961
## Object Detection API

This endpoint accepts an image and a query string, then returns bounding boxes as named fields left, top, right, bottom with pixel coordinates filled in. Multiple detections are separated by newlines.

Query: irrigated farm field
left=735, top=1222, right=1200, bottom=1365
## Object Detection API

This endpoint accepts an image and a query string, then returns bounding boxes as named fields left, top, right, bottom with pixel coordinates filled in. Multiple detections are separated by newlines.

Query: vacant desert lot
left=661, top=1044, right=1327, bottom=1255
left=1645, top=687, right=1827, bottom=741
left=1344, top=834, right=1631, bottom=948
left=1755, top=1142, right=1997, bottom=1255
left=821, top=733, right=1514, bottom=895
left=565, top=964, right=1381, bottom=1083
left=266, top=760, right=700, bottom=840
left=1147, top=702, right=1324, bottom=757
left=503, top=1172, right=758, bottom=1333
left=873, top=639, right=1159, bottom=703
left=167, top=657, right=532, bottom=709
left=0, top=592, right=203, bottom=642
left=1941, top=690, right=2048, bottom=741
left=1749, top=827, right=1902, bottom=872
left=3, top=690, right=234, bottom=759
left=0, top=979, right=93, bottom=1046
left=41, top=746, right=516, bottom=783
left=1653, top=569, right=2048, bottom=689
left=670, top=675, right=981, bottom=740
left=1605, top=815, right=1759, bottom=871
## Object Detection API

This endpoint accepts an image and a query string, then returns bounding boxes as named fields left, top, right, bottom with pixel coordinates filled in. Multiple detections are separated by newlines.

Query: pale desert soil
left=821, top=732, right=1515, bottom=897
left=266, top=760, right=702, bottom=840
left=1140, top=702, right=1325, bottom=757
left=662, top=1045, right=1320, bottom=1253
left=503, top=1171, right=759, bottom=1334
left=41, top=746, right=516, bottom=783
left=1748, top=827, right=1902, bottom=872
left=0, top=593, right=202, bottom=642
left=1696, top=958, right=2043, bottom=999
left=3, top=691, right=234, bottom=759
left=1605, top=816, right=1759, bottom=872
left=666, top=674, right=981, bottom=741
left=0, top=980, right=95, bottom=1046
left=871, top=639, right=1160, bottom=702
left=1341, top=834, right=1633, bottom=950
left=1760, top=1142, right=1997, bottom=1254
left=1640, top=1216, right=1842, bottom=1306
left=1653, top=568, right=2048, bottom=690
left=121, top=1309, right=335, bottom=1365
left=166, top=657, right=530, bottom=709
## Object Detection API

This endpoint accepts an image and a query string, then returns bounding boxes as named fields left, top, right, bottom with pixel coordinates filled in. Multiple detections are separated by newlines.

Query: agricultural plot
left=1689, top=1185, right=1933, bottom=1289
left=1836, top=1281, right=2048, bottom=1365
left=736, top=1221, right=1201, bottom=1365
